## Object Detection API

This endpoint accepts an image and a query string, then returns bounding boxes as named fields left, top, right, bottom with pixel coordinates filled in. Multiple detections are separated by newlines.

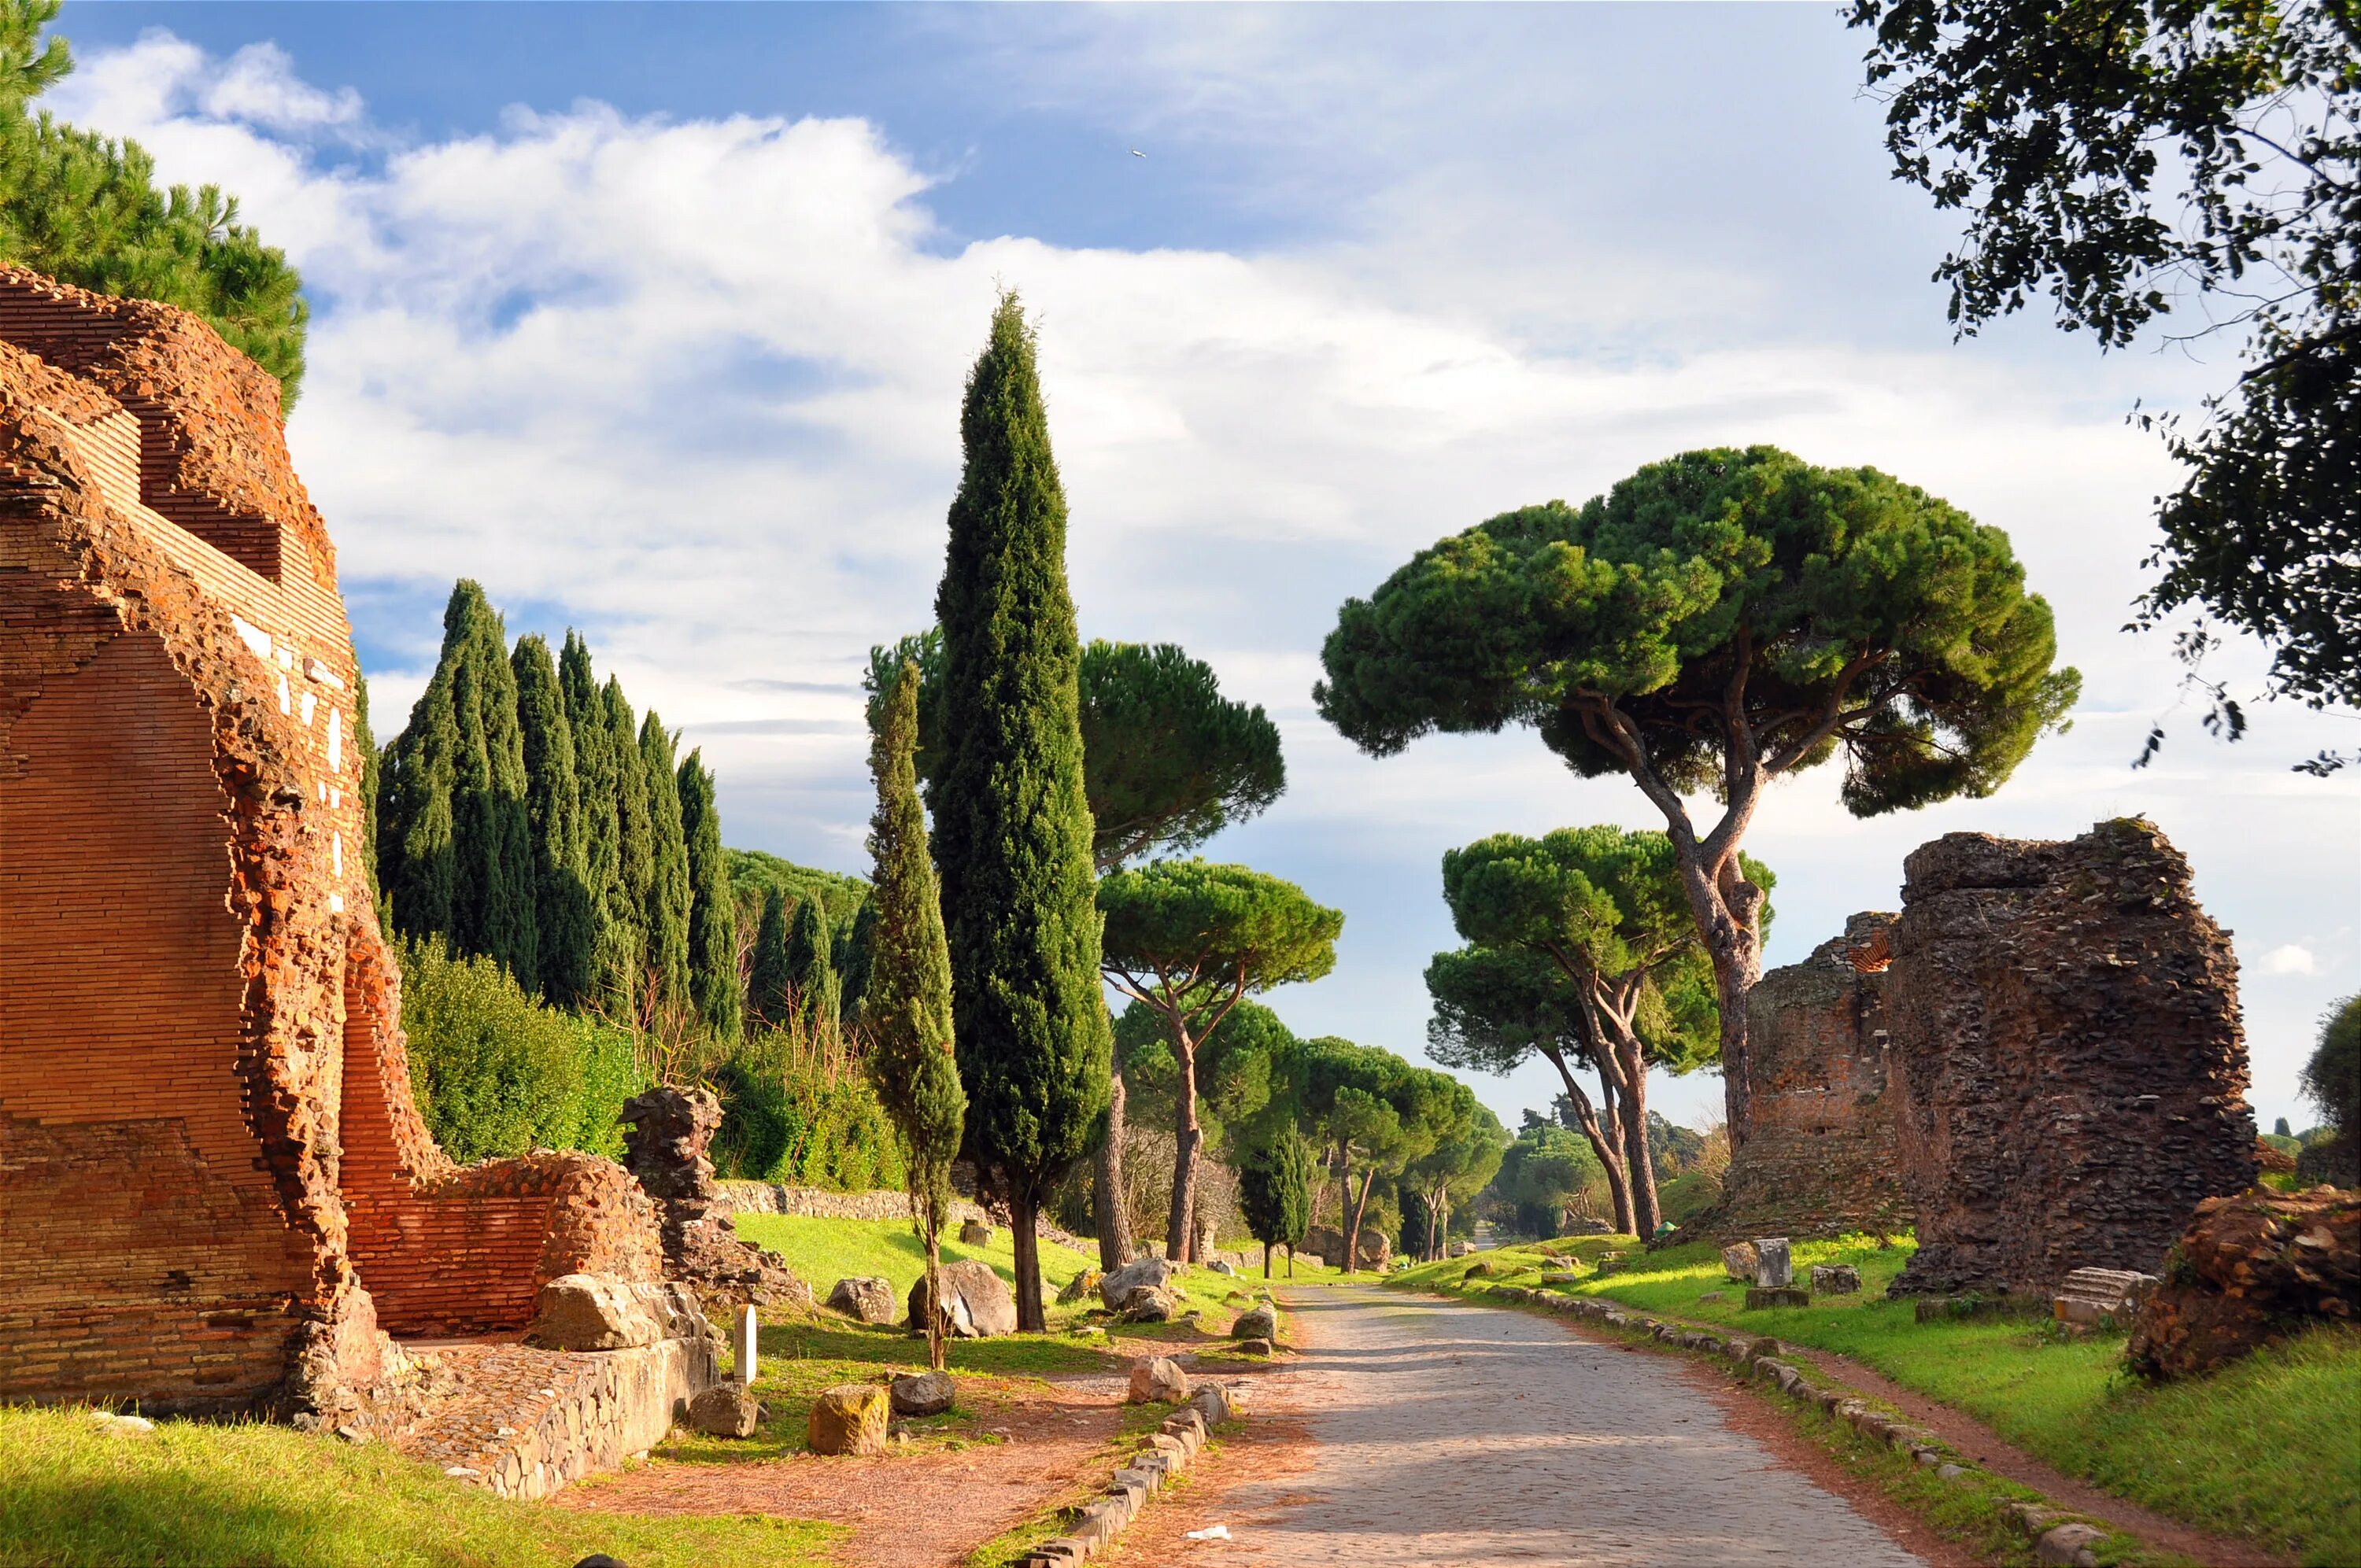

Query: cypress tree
left=931, top=293, right=1110, bottom=1330
left=677, top=747, right=741, bottom=1041
left=639, top=711, right=693, bottom=1016
left=512, top=634, right=598, bottom=1006
left=784, top=895, right=839, bottom=1032
left=837, top=898, right=879, bottom=1033
left=355, top=673, right=383, bottom=919
left=747, top=886, right=793, bottom=1030
left=863, top=661, right=966, bottom=1371
left=378, top=580, right=537, bottom=982
left=559, top=633, right=623, bottom=967
left=603, top=676, right=655, bottom=1006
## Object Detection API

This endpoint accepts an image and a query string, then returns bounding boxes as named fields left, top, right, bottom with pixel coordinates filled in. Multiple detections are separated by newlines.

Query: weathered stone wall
left=0, top=267, right=660, bottom=1416
left=1705, top=913, right=1914, bottom=1243
left=715, top=1180, right=989, bottom=1225
left=1885, top=820, right=2256, bottom=1296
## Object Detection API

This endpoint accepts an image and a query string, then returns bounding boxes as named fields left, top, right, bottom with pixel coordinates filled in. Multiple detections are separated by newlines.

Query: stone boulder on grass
left=807, top=1384, right=890, bottom=1455
left=907, top=1258, right=1018, bottom=1338
left=826, top=1275, right=899, bottom=1325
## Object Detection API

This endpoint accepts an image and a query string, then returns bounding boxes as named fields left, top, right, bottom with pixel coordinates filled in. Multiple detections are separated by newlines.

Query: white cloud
left=2259, top=944, right=2318, bottom=977
left=49, top=28, right=2359, bottom=1134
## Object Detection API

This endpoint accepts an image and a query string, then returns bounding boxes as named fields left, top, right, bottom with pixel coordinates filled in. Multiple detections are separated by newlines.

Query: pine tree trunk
left=1166, top=1024, right=1201, bottom=1263
left=1262, top=1241, right=1272, bottom=1278
left=1286, top=1244, right=1295, bottom=1278
left=1619, top=1042, right=1661, bottom=1238
left=1346, top=1169, right=1378, bottom=1274
left=1095, top=1068, right=1131, bottom=1271
left=1011, top=1190, right=1046, bottom=1332
left=1593, top=1070, right=1637, bottom=1235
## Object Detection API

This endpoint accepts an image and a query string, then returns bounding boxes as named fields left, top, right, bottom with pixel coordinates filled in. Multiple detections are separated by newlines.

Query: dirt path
left=556, top=1374, right=1130, bottom=1568
left=1127, top=1285, right=1931, bottom=1567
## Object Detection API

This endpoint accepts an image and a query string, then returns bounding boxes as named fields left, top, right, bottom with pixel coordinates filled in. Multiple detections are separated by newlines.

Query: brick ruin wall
left=1884, top=820, right=2257, bottom=1297
left=1706, top=912, right=1915, bottom=1243
left=0, top=267, right=660, bottom=1419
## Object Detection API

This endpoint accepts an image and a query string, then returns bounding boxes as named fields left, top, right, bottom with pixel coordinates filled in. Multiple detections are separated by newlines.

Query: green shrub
left=708, top=1026, right=903, bottom=1193
left=396, top=937, right=644, bottom=1162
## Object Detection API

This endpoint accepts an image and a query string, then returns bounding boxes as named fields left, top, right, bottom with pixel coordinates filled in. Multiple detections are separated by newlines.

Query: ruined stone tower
left=1885, top=820, right=2257, bottom=1296
left=0, top=267, right=660, bottom=1420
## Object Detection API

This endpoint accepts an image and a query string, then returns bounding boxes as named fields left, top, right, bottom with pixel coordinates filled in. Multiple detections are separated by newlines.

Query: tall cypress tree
left=378, top=580, right=537, bottom=982
left=677, top=747, right=741, bottom=1041
left=512, top=633, right=598, bottom=1005
left=639, top=711, right=693, bottom=1016
left=784, top=895, right=839, bottom=1033
left=863, top=661, right=966, bottom=1370
left=747, top=885, right=793, bottom=1030
left=559, top=633, right=624, bottom=987
left=931, top=293, right=1110, bottom=1330
left=355, top=673, right=383, bottom=920
left=603, top=675, right=655, bottom=1006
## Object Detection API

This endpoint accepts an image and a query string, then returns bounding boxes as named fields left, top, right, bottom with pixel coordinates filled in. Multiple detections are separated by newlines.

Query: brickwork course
left=1703, top=911, right=1915, bottom=1244
left=1884, top=821, right=2258, bottom=1297
left=0, top=266, right=663, bottom=1423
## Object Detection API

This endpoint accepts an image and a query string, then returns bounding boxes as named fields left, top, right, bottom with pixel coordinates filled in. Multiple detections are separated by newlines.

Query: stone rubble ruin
left=1702, top=912, right=1912, bottom=1242
left=619, top=1084, right=811, bottom=1310
left=1885, top=820, right=2257, bottom=1297
left=0, top=267, right=713, bottom=1481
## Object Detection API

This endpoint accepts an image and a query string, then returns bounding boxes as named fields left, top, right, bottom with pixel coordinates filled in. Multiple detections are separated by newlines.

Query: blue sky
left=53, top=3, right=2356, bottom=1134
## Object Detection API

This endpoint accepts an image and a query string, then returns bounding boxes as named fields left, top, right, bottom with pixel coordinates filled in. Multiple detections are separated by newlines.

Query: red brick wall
left=0, top=632, right=312, bottom=1406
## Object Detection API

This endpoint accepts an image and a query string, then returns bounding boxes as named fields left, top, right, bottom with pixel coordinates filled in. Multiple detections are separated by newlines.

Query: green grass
left=736, top=1213, right=1310, bottom=1348
left=0, top=1406, right=841, bottom=1568
left=1407, top=1232, right=2360, bottom=1566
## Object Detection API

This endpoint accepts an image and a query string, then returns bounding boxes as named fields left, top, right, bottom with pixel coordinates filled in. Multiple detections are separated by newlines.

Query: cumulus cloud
left=2259, top=944, right=2319, bottom=977
left=47, top=26, right=2357, bottom=1129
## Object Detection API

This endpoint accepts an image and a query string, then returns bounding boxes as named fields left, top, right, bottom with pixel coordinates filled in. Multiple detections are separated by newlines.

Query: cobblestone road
left=1203, top=1286, right=1926, bottom=1567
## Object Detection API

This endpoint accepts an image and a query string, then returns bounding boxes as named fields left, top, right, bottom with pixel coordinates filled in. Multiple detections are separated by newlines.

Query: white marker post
left=734, top=1305, right=758, bottom=1386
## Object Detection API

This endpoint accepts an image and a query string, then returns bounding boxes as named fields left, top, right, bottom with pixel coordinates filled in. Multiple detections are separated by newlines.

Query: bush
left=396, top=938, right=644, bottom=1163
left=708, top=1024, right=904, bottom=1193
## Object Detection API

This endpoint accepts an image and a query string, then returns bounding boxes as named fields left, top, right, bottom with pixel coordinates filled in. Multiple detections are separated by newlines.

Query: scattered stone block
left=2035, top=1522, right=2108, bottom=1566
left=1233, top=1337, right=1274, bottom=1357
left=2129, top=1188, right=2359, bottom=1378
left=1721, top=1241, right=1760, bottom=1282
left=1540, top=1270, right=1580, bottom=1285
left=1128, top=1356, right=1192, bottom=1404
left=733, top=1305, right=759, bottom=1385
left=907, top=1259, right=1018, bottom=1338
left=1098, top=1256, right=1177, bottom=1311
left=687, top=1383, right=760, bottom=1438
left=959, top=1220, right=993, bottom=1248
left=1120, top=1287, right=1180, bottom=1323
left=2052, top=1267, right=2159, bottom=1326
left=806, top=1384, right=889, bottom=1456
left=890, top=1370, right=955, bottom=1418
left=1810, top=1265, right=1863, bottom=1295
left=1751, top=1238, right=1793, bottom=1288
left=1056, top=1267, right=1103, bottom=1304
left=1188, top=1382, right=1231, bottom=1426
left=523, top=1274, right=668, bottom=1351
left=1232, top=1303, right=1278, bottom=1341
left=826, top=1275, right=899, bottom=1325
left=1698, top=1290, right=1725, bottom=1303
left=1745, top=1286, right=1810, bottom=1310
left=1206, top=1260, right=1236, bottom=1276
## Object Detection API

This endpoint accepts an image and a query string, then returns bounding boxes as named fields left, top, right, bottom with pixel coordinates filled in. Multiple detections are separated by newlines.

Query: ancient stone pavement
left=1188, top=1286, right=1925, bottom=1566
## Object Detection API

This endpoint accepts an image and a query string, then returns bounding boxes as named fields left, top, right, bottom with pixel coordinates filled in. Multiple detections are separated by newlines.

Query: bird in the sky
left=1130, top=148, right=1146, bottom=158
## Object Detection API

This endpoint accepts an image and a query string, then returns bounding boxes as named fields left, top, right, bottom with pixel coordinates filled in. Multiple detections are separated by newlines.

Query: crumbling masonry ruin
left=1705, top=912, right=1913, bottom=1242
left=1885, top=821, right=2257, bottom=1296
left=0, top=267, right=666, bottom=1427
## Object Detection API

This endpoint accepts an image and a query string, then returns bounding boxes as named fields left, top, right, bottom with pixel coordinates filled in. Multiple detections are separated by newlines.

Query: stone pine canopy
left=0, top=267, right=663, bottom=1422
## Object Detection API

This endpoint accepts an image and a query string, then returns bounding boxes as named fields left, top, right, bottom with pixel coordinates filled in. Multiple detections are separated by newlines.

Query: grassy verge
left=736, top=1212, right=1321, bottom=1349
left=0, top=1406, right=841, bottom=1568
left=1397, top=1233, right=2361, bottom=1566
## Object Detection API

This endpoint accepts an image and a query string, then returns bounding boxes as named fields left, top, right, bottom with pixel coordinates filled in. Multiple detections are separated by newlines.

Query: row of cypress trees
left=376, top=585, right=740, bottom=1039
